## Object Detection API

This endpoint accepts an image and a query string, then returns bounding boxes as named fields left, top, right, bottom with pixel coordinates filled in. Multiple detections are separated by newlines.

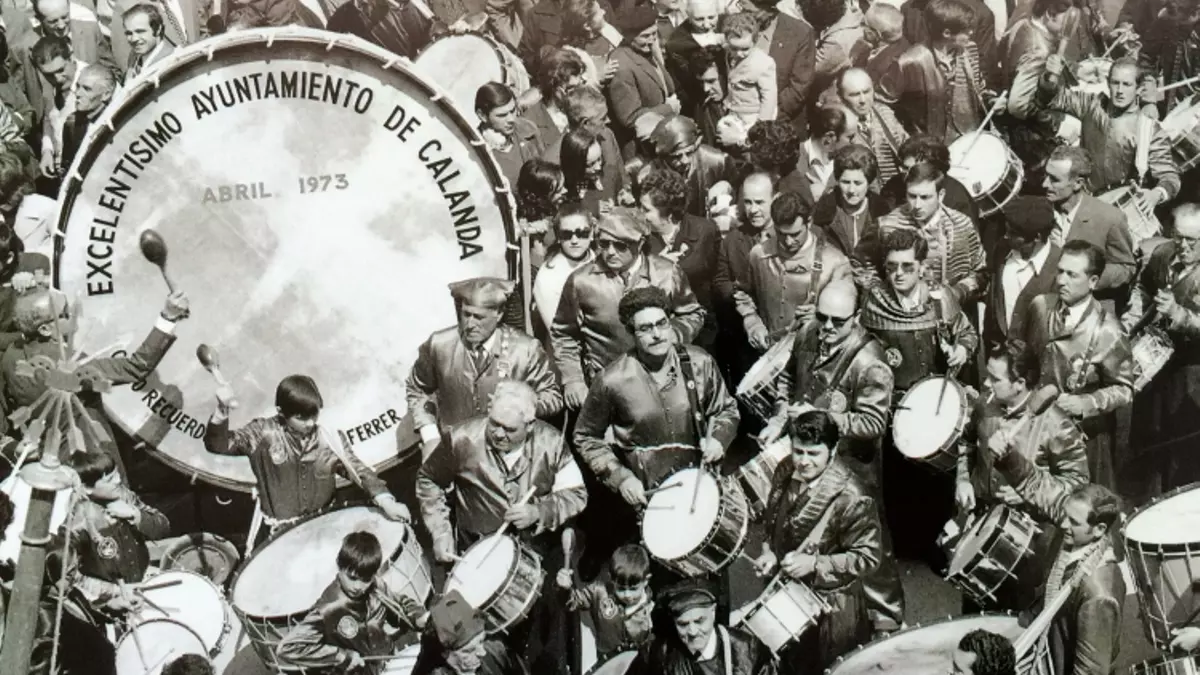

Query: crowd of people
left=2, top=0, right=1200, bottom=673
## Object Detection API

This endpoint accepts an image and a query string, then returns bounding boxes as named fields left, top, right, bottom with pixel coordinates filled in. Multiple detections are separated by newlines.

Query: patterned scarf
left=1044, top=537, right=1108, bottom=601
left=859, top=284, right=942, bottom=333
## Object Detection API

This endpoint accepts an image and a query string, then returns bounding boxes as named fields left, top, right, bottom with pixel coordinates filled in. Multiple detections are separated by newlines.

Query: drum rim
left=116, top=616, right=207, bottom=651
left=133, top=568, right=230, bottom=654
left=947, top=504, right=1033, bottom=575
left=1123, top=481, right=1200, bottom=545
left=582, top=650, right=640, bottom=675
left=160, top=532, right=242, bottom=581
left=230, top=502, right=412, bottom=619
left=1131, top=653, right=1200, bottom=672
left=53, top=26, right=519, bottom=493
left=447, top=534, right=541, bottom=627
left=638, top=467, right=729, bottom=561
left=824, top=612, right=1018, bottom=673
left=415, top=31, right=508, bottom=60
left=893, top=376, right=971, bottom=455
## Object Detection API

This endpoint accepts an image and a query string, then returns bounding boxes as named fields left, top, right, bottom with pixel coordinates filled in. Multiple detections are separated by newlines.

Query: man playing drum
left=408, top=278, right=563, bottom=461
left=859, top=228, right=977, bottom=566
left=955, top=340, right=1090, bottom=610
left=751, top=410, right=882, bottom=671
left=551, top=208, right=706, bottom=410
left=416, top=379, right=586, bottom=675
left=1123, top=203, right=1200, bottom=496
left=736, top=191, right=851, bottom=352
left=1023, top=241, right=1134, bottom=492
left=203, top=374, right=412, bottom=542
left=760, top=280, right=904, bottom=638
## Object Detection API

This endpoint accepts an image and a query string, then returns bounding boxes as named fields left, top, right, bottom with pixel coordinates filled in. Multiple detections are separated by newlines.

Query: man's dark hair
left=31, top=36, right=71, bottom=67
left=810, top=105, right=853, bottom=141
left=957, top=630, right=1017, bottom=675
left=1061, top=239, right=1107, bottom=279
left=123, top=3, right=165, bottom=37
left=618, top=286, right=672, bottom=328
left=833, top=143, right=879, bottom=183
left=641, top=167, right=688, bottom=224
left=904, top=161, right=946, bottom=191
left=163, top=655, right=215, bottom=675
left=771, top=191, right=812, bottom=228
left=898, top=134, right=952, bottom=173
left=925, top=0, right=976, bottom=37
left=988, top=340, right=1040, bottom=386
left=1068, top=484, right=1124, bottom=530
left=748, top=120, right=800, bottom=179
left=788, top=410, right=840, bottom=448
left=879, top=227, right=929, bottom=262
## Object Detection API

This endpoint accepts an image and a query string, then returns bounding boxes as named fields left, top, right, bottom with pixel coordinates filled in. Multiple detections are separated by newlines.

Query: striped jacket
left=884, top=40, right=986, bottom=138
left=861, top=103, right=909, bottom=185
left=877, top=205, right=988, bottom=305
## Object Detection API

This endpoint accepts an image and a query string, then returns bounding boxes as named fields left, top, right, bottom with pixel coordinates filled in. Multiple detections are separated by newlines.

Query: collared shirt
left=129, top=40, right=167, bottom=77
left=897, top=284, right=923, bottom=311
left=803, top=138, right=834, bottom=197
left=1001, top=242, right=1052, bottom=325
left=44, top=58, right=87, bottom=160
left=1052, top=200, right=1083, bottom=244
left=1059, top=297, right=1089, bottom=331
left=755, top=16, right=778, bottom=52
left=695, top=630, right=719, bottom=661
left=1004, top=392, right=1032, bottom=418
left=616, top=255, right=644, bottom=284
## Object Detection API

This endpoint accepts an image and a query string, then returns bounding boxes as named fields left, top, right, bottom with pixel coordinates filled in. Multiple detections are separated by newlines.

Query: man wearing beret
left=414, top=590, right=528, bottom=675
left=631, top=580, right=774, bottom=675
left=608, top=3, right=680, bottom=157
left=552, top=207, right=707, bottom=411
left=982, top=196, right=1062, bottom=349
left=408, top=277, right=563, bottom=461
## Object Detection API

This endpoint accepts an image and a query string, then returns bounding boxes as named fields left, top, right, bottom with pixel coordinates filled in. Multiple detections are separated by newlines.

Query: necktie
left=1056, top=302, right=1071, bottom=329
left=157, top=0, right=186, bottom=45
left=472, top=347, right=488, bottom=372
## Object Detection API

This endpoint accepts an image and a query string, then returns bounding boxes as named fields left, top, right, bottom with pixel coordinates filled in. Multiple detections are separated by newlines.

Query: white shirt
left=1001, top=242, right=1052, bottom=325
left=533, top=251, right=593, bottom=331
left=897, top=285, right=923, bottom=311
left=44, top=59, right=88, bottom=162
left=1052, top=200, right=1082, bottom=244
left=803, top=138, right=834, bottom=198
left=129, top=40, right=167, bottom=77
left=1059, top=297, right=1089, bottom=331
left=694, top=630, right=719, bottom=661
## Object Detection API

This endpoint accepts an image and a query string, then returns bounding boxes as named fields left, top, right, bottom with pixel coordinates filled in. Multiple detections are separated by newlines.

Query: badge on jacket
left=97, top=536, right=119, bottom=560
left=884, top=348, right=902, bottom=368
left=827, top=390, right=848, bottom=413
left=338, top=615, right=361, bottom=640
left=599, top=597, right=618, bottom=620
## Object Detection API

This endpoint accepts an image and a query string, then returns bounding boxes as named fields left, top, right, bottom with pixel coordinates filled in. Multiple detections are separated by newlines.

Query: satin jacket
left=1043, top=548, right=1126, bottom=675
left=551, top=255, right=706, bottom=388
left=407, top=325, right=562, bottom=433
left=66, top=486, right=170, bottom=604
left=416, top=416, right=586, bottom=557
left=575, top=346, right=738, bottom=491
left=1123, top=243, right=1200, bottom=410
left=739, top=233, right=852, bottom=338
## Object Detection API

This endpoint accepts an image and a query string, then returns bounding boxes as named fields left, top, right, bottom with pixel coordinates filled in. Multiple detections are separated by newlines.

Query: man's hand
left=556, top=568, right=573, bottom=589
left=746, top=320, right=770, bottom=351
left=215, top=385, right=239, bottom=415
left=753, top=549, right=778, bottom=577
left=105, top=500, right=140, bottom=523
left=794, top=303, right=816, bottom=326
left=955, top=480, right=976, bottom=512
left=1155, top=288, right=1178, bottom=318
left=780, top=551, right=817, bottom=581
left=1141, top=187, right=1165, bottom=209
left=618, top=476, right=647, bottom=507
left=565, top=382, right=589, bottom=410
left=759, top=414, right=786, bottom=444
left=700, top=436, right=725, bottom=465
left=1045, top=54, right=1065, bottom=77
left=666, top=95, right=681, bottom=114
left=345, top=651, right=366, bottom=672
left=39, top=152, right=58, bottom=178
left=10, top=272, right=39, bottom=293
left=601, top=59, right=619, bottom=83
left=433, top=544, right=460, bottom=565
left=1170, top=626, right=1200, bottom=652
left=162, top=291, right=191, bottom=321
left=504, top=503, right=540, bottom=529
left=376, top=495, right=411, bottom=523
left=945, top=343, right=969, bottom=369
left=996, top=485, right=1023, bottom=506
left=1055, top=393, right=1087, bottom=417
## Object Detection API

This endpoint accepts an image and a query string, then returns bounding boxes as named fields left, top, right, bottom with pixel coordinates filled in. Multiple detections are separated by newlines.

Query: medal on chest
left=1066, top=356, right=1089, bottom=391
left=270, top=447, right=289, bottom=465
left=96, top=536, right=119, bottom=560
left=337, top=615, right=361, bottom=640
left=827, top=390, right=848, bottom=413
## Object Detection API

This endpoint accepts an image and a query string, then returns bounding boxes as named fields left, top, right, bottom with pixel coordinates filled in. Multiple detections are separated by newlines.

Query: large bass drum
left=54, top=28, right=517, bottom=492
left=414, top=33, right=532, bottom=127
left=1123, top=482, right=1200, bottom=650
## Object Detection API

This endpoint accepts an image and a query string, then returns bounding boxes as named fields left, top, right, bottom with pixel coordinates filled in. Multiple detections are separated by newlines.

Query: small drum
left=231, top=505, right=433, bottom=670
left=1131, top=325, right=1175, bottom=392
left=1072, top=57, right=1113, bottom=94
left=115, top=618, right=208, bottom=675
left=414, top=34, right=532, bottom=125
left=1122, top=483, right=1200, bottom=650
left=948, top=131, right=1024, bottom=217
left=1131, top=655, right=1200, bottom=675
left=827, top=614, right=1053, bottom=675
left=159, top=533, right=241, bottom=587
left=586, top=651, right=638, bottom=675
left=733, top=576, right=829, bottom=654
left=132, top=570, right=231, bottom=655
left=1099, top=186, right=1162, bottom=249
left=735, top=438, right=791, bottom=519
left=445, top=534, right=544, bottom=634
left=736, top=334, right=796, bottom=422
left=1161, top=98, right=1200, bottom=173
left=641, top=467, right=750, bottom=577
left=892, top=377, right=969, bottom=473
left=945, top=505, right=1040, bottom=607
left=381, top=644, right=423, bottom=674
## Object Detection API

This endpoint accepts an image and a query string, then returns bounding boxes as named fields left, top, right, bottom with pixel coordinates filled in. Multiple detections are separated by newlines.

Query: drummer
left=203, top=374, right=412, bottom=543
left=859, top=228, right=978, bottom=567
left=1122, top=203, right=1200, bottom=496
left=407, top=277, right=563, bottom=461
left=760, top=279, right=904, bottom=638
left=955, top=340, right=1090, bottom=610
left=751, top=410, right=882, bottom=671
left=415, top=379, right=586, bottom=675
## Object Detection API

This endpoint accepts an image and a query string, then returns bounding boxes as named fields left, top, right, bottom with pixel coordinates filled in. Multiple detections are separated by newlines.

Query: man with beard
left=1122, top=203, right=1200, bottom=496
left=1023, top=241, right=1135, bottom=492
left=552, top=208, right=705, bottom=409
left=533, top=204, right=595, bottom=335
left=59, top=65, right=114, bottom=172
left=1039, top=57, right=1178, bottom=209
left=665, top=0, right=722, bottom=116
left=327, top=0, right=443, bottom=58
left=650, top=114, right=735, bottom=217
left=417, top=380, right=586, bottom=675
left=837, top=68, right=908, bottom=186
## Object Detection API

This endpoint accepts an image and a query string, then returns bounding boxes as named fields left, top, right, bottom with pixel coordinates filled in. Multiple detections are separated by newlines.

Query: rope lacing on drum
left=266, top=34, right=276, bottom=48
left=324, top=37, right=338, bottom=52
left=205, top=45, right=216, bottom=62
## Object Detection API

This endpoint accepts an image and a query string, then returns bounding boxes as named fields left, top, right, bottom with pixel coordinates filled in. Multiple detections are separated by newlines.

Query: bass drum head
left=1125, top=483, right=1200, bottom=546
left=828, top=614, right=1022, bottom=674
left=642, top=468, right=721, bottom=560
left=948, top=132, right=1005, bottom=197
left=586, top=651, right=639, bottom=675
left=414, top=34, right=506, bottom=127
left=55, top=28, right=516, bottom=492
left=114, top=619, right=207, bottom=675
left=893, top=377, right=963, bottom=460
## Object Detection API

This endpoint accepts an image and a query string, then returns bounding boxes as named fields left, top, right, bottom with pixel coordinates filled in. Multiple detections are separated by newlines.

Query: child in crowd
left=277, top=531, right=429, bottom=674
left=721, top=12, right=777, bottom=130
left=556, top=543, right=655, bottom=660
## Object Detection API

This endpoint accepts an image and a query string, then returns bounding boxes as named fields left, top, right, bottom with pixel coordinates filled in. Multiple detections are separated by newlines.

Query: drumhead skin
left=232, top=506, right=409, bottom=617
left=1125, top=484, right=1200, bottom=545
left=947, top=506, right=1005, bottom=576
left=828, top=615, right=1022, bottom=674
left=642, top=468, right=721, bottom=560
left=586, top=651, right=639, bottom=675
left=948, top=132, right=1006, bottom=194
left=445, top=535, right=518, bottom=608
left=114, top=619, right=207, bottom=675
left=132, top=571, right=228, bottom=653
left=893, top=378, right=964, bottom=459
left=414, top=35, right=505, bottom=127
left=54, top=28, right=516, bottom=492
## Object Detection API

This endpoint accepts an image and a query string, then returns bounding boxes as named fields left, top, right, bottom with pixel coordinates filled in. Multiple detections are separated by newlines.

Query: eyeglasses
left=596, top=238, right=631, bottom=252
left=884, top=261, right=919, bottom=274
left=633, top=317, right=671, bottom=335
left=815, top=311, right=853, bottom=327
left=559, top=228, right=593, bottom=241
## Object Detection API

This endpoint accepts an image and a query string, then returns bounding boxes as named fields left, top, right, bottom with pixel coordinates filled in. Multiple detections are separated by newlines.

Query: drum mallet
left=138, top=229, right=179, bottom=294
left=1160, top=73, right=1200, bottom=93
left=478, top=485, right=538, bottom=567
left=197, top=344, right=239, bottom=410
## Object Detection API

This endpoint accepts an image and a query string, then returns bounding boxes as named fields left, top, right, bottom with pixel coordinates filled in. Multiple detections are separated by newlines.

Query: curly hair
left=516, top=159, right=563, bottom=222
left=878, top=227, right=929, bottom=265
left=536, top=47, right=587, bottom=100
left=747, top=120, right=800, bottom=179
left=788, top=410, right=840, bottom=448
left=833, top=143, right=879, bottom=183
left=618, top=286, right=671, bottom=328
left=957, top=630, right=1016, bottom=675
left=770, top=190, right=812, bottom=228
left=799, top=0, right=848, bottom=33
left=639, top=167, right=687, bottom=223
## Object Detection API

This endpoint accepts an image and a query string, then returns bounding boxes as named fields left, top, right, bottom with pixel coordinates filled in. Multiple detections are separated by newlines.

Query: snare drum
left=1131, top=655, right=1200, bottom=675
left=641, top=467, right=750, bottom=577
left=231, top=505, right=432, bottom=669
left=948, top=131, right=1024, bottom=217
left=945, top=505, right=1040, bottom=607
left=736, top=334, right=795, bottom=422
left=1099, top=186, right=1162, bottom=248
left=445, top=534, right=544, bottom=634
left=159, top=533, right=241, bottom=587
left=132, top=570, right=231, bottom=655
left=893, top=377, right=969, bottom=473
left=735, top=438, right=791, bottom=519
left=1123, top=483, right=1200, bottom=650
left=1131, top=325, right=1175, bottom=392
left=414, top=34, right=532, bottom=125
left=115, top=619, right=208, bottom=675
left=587, top=651, right=638, bottom=675
left=733, top=576, right=829, bottom=654
left=826, top=614, right=1052, bottom=675
left=1161, top=98, right=1200, bottom=173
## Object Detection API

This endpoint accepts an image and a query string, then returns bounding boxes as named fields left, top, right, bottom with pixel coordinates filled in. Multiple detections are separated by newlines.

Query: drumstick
left=956, top=89, right=1009, bottom=158
left=477, top=485, right=538, bottom=568
left=936, top=364, right=962, bottom=415
left=134, top=591, right=173, bottom=617
left=121, top=582, right=151, bottom=670
left=135, top=578, right=183, bottom=592
left=138, top=229, right=178, bottom=294
left=1160, top=73, right=1200, bottom=93
left=562, top=527, right=576, bottom=584
left=644, top=481, right=683, bottom=496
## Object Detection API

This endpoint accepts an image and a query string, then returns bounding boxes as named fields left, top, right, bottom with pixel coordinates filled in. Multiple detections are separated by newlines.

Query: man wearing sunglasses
left=761, top=279, right=906, bottom=640
left=551, top=207, right=706, bottom=411
left=533, top=204, right=596, bottom=335
left=860, top=228, right=978, bottom=568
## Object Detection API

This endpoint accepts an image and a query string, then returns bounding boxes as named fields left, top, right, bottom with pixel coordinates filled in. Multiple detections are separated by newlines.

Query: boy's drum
left=114, top=619, right=208, bottom=675
left=640, top=467, right=750, bottom=577
left=55, top=28, right=517, bottom=493
left=445, top=534, right=545, bottom=634
left=827, top=614, right=1052, bottom=675
left=414, top=34, right=531, bottom=127
left=230, top=505, right=432, bottom=669
left=1123, top=482, right=1200, bottom=650
left=131, top=570, right=232, bottom=655
left=159, top=532, right=242, bottom=587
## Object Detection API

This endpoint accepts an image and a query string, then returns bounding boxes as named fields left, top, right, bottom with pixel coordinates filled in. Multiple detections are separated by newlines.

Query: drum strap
left=675, top=346, right=707, bottom=444
left=794, top=330, right=870, bottom=409
left=717, top=625, right=734, bottom=675
left=806, top=236, right=825, bottom=306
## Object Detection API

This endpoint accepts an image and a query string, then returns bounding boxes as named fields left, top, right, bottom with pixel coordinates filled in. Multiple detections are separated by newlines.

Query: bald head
left=34, top=0, right=71, bottom=37
left=864, top=3, right=903, bottom=43
left=818, top=280, right=858, bottom=316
